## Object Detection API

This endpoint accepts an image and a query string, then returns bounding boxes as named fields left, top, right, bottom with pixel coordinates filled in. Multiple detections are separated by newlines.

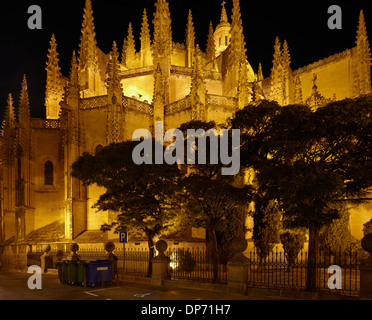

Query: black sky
left=0, top=0, right=370, bottom=119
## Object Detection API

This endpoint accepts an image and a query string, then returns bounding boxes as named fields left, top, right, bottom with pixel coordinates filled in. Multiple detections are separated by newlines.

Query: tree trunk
left=208, top=227, right=219, bottom=283
left=146, top=234, right=155, bottom=278
left=306, top=225, right=320, bottom=291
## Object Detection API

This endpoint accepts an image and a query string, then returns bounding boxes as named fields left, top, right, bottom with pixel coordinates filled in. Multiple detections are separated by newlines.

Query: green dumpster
left=76, top=261, right=86, bottom=284
left=57, top=261, right=64, bottom=284
left=59, top=260, right=86, bottom=286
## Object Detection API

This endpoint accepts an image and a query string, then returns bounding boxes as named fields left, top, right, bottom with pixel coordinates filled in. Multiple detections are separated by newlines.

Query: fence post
left=360, top=234, right=372, bottom=299
left=227, top=238, right=250, bottom=295
left=151, top=240, right=170, bottom=286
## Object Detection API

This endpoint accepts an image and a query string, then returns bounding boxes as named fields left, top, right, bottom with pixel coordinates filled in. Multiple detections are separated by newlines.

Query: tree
left=280, top=231, right=306, bottom=272
left=178, top=121, right=252, bottom=283
left=231, top=96, right=372, bottom=290
left=319, top=203, right=354, bottom=257
left=71, top=141, right=182, bottom=277
left=252, top=197, right=281, bottom=262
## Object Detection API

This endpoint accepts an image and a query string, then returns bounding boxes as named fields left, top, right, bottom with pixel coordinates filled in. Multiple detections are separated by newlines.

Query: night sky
left=0, top=0, right=370, bottom=119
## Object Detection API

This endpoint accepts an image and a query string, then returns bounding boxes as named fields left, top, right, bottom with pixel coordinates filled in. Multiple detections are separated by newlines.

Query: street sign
left=120, top=231, right=128, bottom=285
left=119, top=231, right=128, bottom=243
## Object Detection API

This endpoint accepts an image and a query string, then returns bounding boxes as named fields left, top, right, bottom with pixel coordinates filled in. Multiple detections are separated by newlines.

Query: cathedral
left=0, top=0, right=371, bottom=256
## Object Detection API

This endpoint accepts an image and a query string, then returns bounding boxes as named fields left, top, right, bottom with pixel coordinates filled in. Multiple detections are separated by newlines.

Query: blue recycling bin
left=86, top=260, right=113, bottom=286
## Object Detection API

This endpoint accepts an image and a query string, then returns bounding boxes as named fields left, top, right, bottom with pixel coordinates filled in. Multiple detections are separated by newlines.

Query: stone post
left=70, top=243, right=81, bottom=261
left=105, top=242, right=118, bottom=284
left=360, top=233, right=372, bottom=299
left=227, top=238, right=250, bottom=294
left=40, top=245, right=51, bottom=274
left=151, top=240, right=170, bottom=286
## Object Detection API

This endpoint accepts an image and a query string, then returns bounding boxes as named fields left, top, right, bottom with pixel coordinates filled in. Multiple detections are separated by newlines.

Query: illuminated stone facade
left=0, top=0, right=371, bottom=247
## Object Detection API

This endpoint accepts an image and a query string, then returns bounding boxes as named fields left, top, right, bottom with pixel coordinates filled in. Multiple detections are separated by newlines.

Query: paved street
left=0, top=271, right=281, bottom=301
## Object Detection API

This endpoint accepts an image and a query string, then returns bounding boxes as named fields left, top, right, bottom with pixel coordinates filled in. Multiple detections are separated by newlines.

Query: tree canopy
left=230, top=95, right=372, bottom=290
left=72, top=141, right=182, bottom=276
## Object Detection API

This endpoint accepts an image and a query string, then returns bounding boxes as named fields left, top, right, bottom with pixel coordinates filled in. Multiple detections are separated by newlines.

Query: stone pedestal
left=227, top=238, right=250, bottom=294
left=151, top=240, right=170, bottom=286
left=360, top=264, right=372, bottom=299
left=40, top=245, right=51, bottom=274
left=360, top=234, right=372, bottom=299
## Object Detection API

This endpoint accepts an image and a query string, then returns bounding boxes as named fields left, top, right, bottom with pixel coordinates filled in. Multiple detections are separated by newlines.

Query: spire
left=153, top=0, right=172, bottom=58
left=45, top=34, right=62, bottom=89
left=272, top=37, right=282, bottom=70
left=186, top=10, right=195, bottom=48
left=186, top=10, right=195, bottom=68
left=141, top=9, right=151, bottom=51
left=206, top=21, right=216, bottom=60
left=79, top=0, right=98, bottom=70
left=1, top=94, right=17, bottom=166
left=270, top=37, right=285, bottom=104
left=282, top=40, right=291, bottom=72
left=140, top=9, right=152, bottom=67
left=231, top=0, right=243, bottom=30
left=66, top=51, right=80, bottom=100
left=220, top=1, right=228, bottom=23
left=106, top=42, right=122, bottom=94
left=2, top=94, right=16, bottom=132
left=357, top=10, right=368, bottom=42
left=45, top=34, right=65, bottom=119
left=355, top=10, right=371, bottom=95
left=125, top=22, right=136, bottom=68
left=281, top=40, right=292, bottom=104
left=19, top=75, right=31, bottom=122
left=229, top=0, right=246, bottom=65
left=257, top=63, right=264, bottom=82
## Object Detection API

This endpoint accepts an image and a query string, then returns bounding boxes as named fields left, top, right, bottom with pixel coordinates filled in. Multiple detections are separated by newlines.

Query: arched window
left=95, top=144, right=104, bottom=155
left=44, top=161, right=54, bottom=186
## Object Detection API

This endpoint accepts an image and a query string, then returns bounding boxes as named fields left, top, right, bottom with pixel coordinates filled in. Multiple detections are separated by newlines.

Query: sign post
left=119, top=231, right=128, bottom=285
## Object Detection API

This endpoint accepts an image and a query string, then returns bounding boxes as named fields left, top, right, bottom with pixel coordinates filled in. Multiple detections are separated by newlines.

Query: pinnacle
left=357, top=10, right=368, bottom=39
left=19, top=75, right=29, bottom=113
left=3, top=93, right=16, bottom=127
left=19, top=75, right=30, bottom=118
left=220, top=1, right=228, bottom=23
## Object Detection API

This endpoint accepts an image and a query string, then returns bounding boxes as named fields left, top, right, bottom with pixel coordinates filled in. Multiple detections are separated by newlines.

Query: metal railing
left=168, top=247, right=227, bottom=284
left=21, top=245, right=361, bottom=296
left=247, top=247, right=360, bottom=297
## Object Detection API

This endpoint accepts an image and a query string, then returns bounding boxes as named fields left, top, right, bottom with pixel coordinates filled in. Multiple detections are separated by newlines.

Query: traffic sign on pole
left=119, top=231, right=128, bottom=285
left=119, top=231, right=128, bottom=243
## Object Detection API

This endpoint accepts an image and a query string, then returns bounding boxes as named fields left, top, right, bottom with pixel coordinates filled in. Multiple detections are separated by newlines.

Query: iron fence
left=247, top=247, right=360, bottom=297
left=168, top=247, right=227, bottom=284
left=23, top=245, right=361, bottom=296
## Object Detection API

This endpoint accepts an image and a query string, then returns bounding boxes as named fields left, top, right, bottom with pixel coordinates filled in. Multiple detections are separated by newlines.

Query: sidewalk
left=0, top=271, right=284, bottom=301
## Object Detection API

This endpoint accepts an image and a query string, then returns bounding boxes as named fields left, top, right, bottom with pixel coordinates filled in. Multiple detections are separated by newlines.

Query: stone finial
left=105, top=242, right=116, bottom=253
left=42, top=245, right=51, bottom=253
left=362, top=233, right=372, bottom=265
left=70, top=243, right=81, bottom=261
left=152, top=240, right=169, bottom=262
left=156, top=240, right=168, bottom=255
left=228, top=237, right=249, bottom=265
